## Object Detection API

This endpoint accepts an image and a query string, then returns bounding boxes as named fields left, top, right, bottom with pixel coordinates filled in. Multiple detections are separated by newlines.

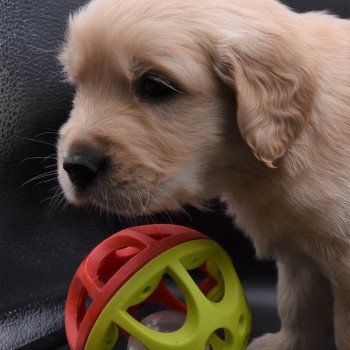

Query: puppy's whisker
left=103, top=186, right=111, bottom=222
left=146, top=213, right=157, bottom=225
left=161, top=209, right=174, bottom=225
left=34, top=131, right=58, bottom=138
left=111, top=185, right=122, bottom=224
left=26, top=44, right=61, bottom=55
left=128, top=189, right=138, bottom=226
left=125, top=186, right=135, bottom=215
left=125, top=188, right=138, bottom=226
left=174, top=204, right=192, bottom=221
left=91, top=198, right=98, bottom=216
left=62, top=200, right=69, bottom=212
left=22, top=171, right=58, bottom=187
left=21, top=155, right=57, bottom=163
left=42, top=189, right=61, bottom=205
left=96, top=184, right=103, bottom=217
left=119, top=191, right=128, bottom=216
left=122, top=195, right=132, bottom=226
left=155, top=187, right=192, bottom=221
left=48, top=184, right=61, bottom=193
left=147, top=192, right=174, bottom=225
left=50, top=187, right=63, bottom=207
left=55, top=194, right=67, bottom=210
left=35, top=177, right=58, bottom=186
left=22, top=137, right=56, bottom=148
left=47, top=69, right=66, bottom=84
left=141, top=181, right=151, bottom=213
left=133, top=184, right=147, bottom=216
left=44, top=186, right=64, bottom=214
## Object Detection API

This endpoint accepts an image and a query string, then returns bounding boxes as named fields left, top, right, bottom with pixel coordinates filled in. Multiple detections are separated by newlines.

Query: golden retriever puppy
left=57, top=0, right=350, bottom=349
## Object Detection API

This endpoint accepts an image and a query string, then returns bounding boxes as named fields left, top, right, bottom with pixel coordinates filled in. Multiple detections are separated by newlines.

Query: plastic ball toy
left=65, top=224, right=251, bottom=350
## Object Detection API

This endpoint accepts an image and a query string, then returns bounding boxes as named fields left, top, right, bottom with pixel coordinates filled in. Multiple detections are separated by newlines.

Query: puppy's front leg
left=333, top=261, right=350, bottom=350
left=248, top=256, right=333, bottom=350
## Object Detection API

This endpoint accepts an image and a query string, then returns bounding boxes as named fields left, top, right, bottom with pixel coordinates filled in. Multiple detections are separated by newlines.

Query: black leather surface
left=281, top=0, right=350, bottom=17
left=0, top=0, right=348, bottom=349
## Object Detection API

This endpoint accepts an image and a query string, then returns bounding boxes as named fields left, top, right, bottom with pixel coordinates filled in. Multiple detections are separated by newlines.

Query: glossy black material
left=0, top=0, right=348, bottom=349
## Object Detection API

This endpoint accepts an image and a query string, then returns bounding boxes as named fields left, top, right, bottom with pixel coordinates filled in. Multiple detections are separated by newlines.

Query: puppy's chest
left=224, top=193, right=280, bottom=246
left=223, top=192, right=324, bottom=258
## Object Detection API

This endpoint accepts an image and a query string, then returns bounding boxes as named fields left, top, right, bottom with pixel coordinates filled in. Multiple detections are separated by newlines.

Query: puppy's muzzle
left=63, top=150, right=106, bottom=189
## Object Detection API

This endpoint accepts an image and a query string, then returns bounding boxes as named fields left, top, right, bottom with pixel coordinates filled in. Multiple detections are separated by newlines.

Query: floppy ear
left=216, top=30, right=316, bottom=167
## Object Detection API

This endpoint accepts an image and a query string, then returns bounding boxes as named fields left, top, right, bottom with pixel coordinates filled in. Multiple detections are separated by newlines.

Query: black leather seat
left=0, top=1, right=348, bottom=349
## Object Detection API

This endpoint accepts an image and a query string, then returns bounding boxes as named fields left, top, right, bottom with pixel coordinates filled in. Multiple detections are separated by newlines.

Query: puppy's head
left=58, top=0, right=316, bottom=215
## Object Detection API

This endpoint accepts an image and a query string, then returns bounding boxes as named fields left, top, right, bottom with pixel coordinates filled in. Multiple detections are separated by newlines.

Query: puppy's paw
left=247, top=333, right=292, bottom=350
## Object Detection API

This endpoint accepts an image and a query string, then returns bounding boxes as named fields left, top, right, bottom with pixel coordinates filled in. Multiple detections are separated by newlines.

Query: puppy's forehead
left=62, top=0, right=214, bottom=89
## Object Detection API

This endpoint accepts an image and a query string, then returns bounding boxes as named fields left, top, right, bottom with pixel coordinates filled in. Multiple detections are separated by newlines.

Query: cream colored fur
left=58, top=1, right=350, bottom=349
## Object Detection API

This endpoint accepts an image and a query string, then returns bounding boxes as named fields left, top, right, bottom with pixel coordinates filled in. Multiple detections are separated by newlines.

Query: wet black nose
left=63, top=152, right=105, bottom=187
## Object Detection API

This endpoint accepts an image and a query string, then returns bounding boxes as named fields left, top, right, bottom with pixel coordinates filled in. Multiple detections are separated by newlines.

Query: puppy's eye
left=136, top=74, right=180, bottom=102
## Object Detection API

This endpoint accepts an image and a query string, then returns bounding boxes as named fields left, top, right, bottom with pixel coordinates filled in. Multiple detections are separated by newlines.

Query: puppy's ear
left=216, top=30, right=316, bottom=167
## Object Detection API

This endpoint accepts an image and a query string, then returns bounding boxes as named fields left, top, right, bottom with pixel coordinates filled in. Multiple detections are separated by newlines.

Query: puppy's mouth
left=58, top=150, right=177, bottom=216
left=77, top=183, right=155, bottom=216
left=60, top=177, right=158, bottom=217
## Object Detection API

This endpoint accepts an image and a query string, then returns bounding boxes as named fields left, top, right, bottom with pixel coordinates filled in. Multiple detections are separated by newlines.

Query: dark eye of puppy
left=136, top=73, right=180, bottom=102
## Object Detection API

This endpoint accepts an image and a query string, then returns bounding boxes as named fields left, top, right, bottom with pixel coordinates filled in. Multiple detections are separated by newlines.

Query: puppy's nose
left=63, top=152, right=105, bottom=187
